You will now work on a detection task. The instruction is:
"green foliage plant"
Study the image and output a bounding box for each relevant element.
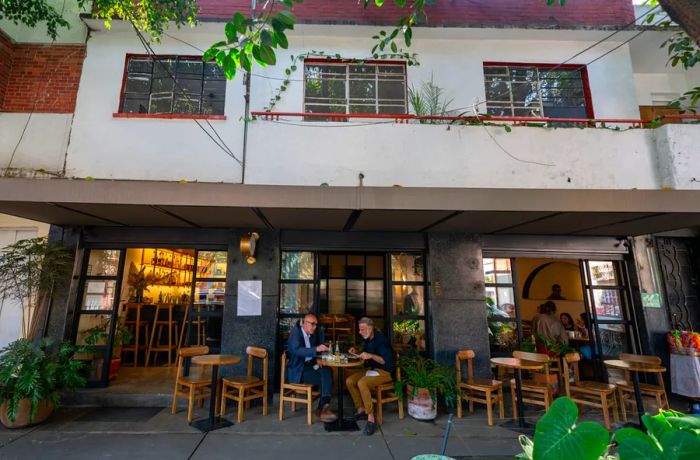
[82,318,132,359]
[0,338,85,423]
[394,352,459,407]
[408,74,456,124]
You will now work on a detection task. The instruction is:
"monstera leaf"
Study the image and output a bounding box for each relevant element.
[532,397,610,460]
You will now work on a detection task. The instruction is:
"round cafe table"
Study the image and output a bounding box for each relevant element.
[191,354,241,432]
[317,357,364,432]
[490,357,545,433]
[603,359,666,427]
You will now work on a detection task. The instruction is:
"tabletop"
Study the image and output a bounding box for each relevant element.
[490,357,546,371]
[192,354,241,367]
[317,357,364,368]
[603,359,666,373]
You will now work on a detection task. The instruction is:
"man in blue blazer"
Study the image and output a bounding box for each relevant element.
[286,313,337,422]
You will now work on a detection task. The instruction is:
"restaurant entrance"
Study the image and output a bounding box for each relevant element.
[72,247,228,387]
[484,256,638,379]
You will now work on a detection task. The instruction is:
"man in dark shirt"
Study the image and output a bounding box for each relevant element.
[346,317,394,436]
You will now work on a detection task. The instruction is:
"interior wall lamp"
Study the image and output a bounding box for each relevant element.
[240,232,260,264]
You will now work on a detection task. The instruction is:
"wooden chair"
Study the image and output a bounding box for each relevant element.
[563,352,619,429]
[511,351,553,418]
[220,346,268,423]
[278,352,319,425]
[456,350,504,426]
[615,353,669,421]
[371,361,405,426]
[171,345,210,423]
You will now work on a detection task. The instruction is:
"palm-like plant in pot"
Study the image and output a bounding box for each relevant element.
[0,338,85,428]
[394,353,459,420]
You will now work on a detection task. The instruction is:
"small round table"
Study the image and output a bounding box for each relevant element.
[603,359,666,427]
[490,357,545,433]
[191,354,241,432]
[317,357,364,432]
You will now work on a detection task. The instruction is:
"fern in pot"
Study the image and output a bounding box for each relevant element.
[394,353,459,420]
[0,338,85,428]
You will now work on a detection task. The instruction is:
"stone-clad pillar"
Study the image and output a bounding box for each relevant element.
[427,233,490,376]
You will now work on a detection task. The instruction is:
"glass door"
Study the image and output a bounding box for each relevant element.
[73,249,124,387]
[580,260,636,378]
[389,253,428,353]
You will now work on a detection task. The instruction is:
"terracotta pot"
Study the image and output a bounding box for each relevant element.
[406,384,437,420]
[0,399,54,429]
[109,357,121,380]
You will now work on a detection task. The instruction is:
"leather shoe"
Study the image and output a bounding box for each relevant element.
[316,404,337,423]
[363,421,376,436]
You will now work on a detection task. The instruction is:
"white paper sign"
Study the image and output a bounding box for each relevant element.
[237,280,262,316]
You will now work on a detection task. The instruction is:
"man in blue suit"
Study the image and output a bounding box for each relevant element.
[286,313,337,423]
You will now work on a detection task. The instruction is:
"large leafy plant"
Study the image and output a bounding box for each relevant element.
[518,396,700,460]
[0,338,85,423]
[394,353,459,407]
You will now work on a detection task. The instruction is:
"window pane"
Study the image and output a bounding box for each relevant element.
[391,254,424,281]
[122,96,149,113]
[366,280,383,316]
[201,98,225,115]
[203,79,226,96]
[87,250,121,277]
[349,104,375,113]
[177,60,203,75]
[486,286,516,318]
[393,319,425,353]
[483,257,512,284]
[125,75,151,93]
[329,255,345,278]
[378,80,405,100]
[281,252,315,280]
[194,281,225,306]
[173,97,201,114]
[204,62,225,79]
[280,283,314,314]
[589,261,618,286]
[346,255,364,278]
[347,280,364,316]
[328,279,345,314]
[176,77,202,94]
[598,323,629,359]
[488,319,518,354]
[150,77,174,93]
[75,314,112,346]
[128,58,152,74]
[152,59,176,77]
[278,317,298,342]
[366,256,384,278]
[149,94,173,114]
[81,280,117,310]
[350,80,375,99]
[590,289,623,320]
[196,251,227,278]
[392,285,424,316]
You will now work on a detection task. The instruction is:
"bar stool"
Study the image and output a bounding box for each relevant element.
[146,304,178,367]
[122,303,148,367]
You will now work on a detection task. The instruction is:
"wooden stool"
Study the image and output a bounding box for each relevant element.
[278,352,319,425]
[220,346,269,423]
[456,349,504,426]
[122,303,150,367]
[171,346,210,423]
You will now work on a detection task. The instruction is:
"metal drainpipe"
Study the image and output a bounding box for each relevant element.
[242,71,251,184]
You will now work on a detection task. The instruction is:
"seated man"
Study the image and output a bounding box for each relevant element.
[286,313,337,423]
[346,317,394,436]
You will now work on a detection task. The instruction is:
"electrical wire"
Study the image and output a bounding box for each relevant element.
[132,26,243,165]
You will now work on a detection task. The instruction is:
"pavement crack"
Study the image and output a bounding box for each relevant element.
[187,432,208,460]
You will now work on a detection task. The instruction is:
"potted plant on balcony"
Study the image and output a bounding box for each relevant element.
[394,353,459,421]
[81,317,132,380]
[0,338,85,428]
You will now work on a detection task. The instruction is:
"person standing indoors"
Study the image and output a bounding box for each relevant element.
[532,301,569,344]
[286,313,337,423]
[346,317,394,435]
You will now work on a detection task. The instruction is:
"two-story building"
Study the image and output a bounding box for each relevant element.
[0,0,698,389]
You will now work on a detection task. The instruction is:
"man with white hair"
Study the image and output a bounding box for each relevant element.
[346,317,394,436]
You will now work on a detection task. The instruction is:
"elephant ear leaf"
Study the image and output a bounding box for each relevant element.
[659,429,700,460]
[615,427,664,460]
[533,398,610,460]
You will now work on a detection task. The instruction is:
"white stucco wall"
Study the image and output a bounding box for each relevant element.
[0,113,72,173]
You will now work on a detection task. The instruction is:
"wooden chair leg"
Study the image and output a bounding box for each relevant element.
[619,390,628,422]
[611,391,620,423]
[237,387,245,423]
[486,390,494,426]
[376,390,383,426]
[291,401,296,412]
[306,389,312,425]
[171,386,178,415]
[512,390,518,420]
[263,384,268,416]
[220,384,227,417]
[279,391,285,421]
[187,386,195,423]
[398,393,404,419]
[601,393,611,430]
[468,391,474,413]
[457,395,463,418]
[498,387,505,420]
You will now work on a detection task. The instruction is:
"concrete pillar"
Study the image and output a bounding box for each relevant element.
[427,233,490,376]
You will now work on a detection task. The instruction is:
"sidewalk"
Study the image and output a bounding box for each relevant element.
[0,397,522,460]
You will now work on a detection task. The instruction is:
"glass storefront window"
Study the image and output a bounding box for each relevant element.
[590,289,623,320]
[391,254,423,282]
[366,256,384,278]
[194,281,225,306]
[282,252,315,280]
[366,280,383,316]
[483,258,512,284]
[197,251,227,278]
[589,261,617,286]
[280,283,314,314]
[87,250,120,277]
[598,323,629,358]
[81,280,117,310]
[392,285,425,316]
[393,319,426,352]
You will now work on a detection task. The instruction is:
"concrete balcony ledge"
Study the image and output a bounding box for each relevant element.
[0,113,72,175]
[245,120,700,191]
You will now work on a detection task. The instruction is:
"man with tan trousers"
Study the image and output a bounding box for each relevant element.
[346,317,394,436]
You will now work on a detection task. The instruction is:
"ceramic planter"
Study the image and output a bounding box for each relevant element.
[406,384,437,420]
[0,399,54,429]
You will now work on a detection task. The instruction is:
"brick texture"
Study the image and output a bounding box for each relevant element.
[0,32,85,113]
[198,0,635,27]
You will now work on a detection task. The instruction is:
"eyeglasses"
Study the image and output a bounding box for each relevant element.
[304,321,318,327]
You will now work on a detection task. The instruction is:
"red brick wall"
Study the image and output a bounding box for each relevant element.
[198,0,635,27]
[0,36,85,113]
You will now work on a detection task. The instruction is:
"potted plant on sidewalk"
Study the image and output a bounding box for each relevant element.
[0,338,85,428]
[394,353,459,421]
[81,317,132,380]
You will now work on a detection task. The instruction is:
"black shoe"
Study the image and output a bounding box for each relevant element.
[354,411,368,421]
[363,421,376,436]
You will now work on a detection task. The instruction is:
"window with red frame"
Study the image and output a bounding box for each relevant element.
[483,64,592,119]
[304,61,407,117]
[120,56,226,115]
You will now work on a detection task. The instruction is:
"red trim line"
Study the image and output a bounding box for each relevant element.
[304,58,407,66]
[113,113,226,120]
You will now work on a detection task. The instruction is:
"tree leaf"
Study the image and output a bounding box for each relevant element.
[276,10,296,28]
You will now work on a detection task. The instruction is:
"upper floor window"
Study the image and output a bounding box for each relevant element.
[304,60,407,116]
[483,63,592,119]
[120,55,226,115]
